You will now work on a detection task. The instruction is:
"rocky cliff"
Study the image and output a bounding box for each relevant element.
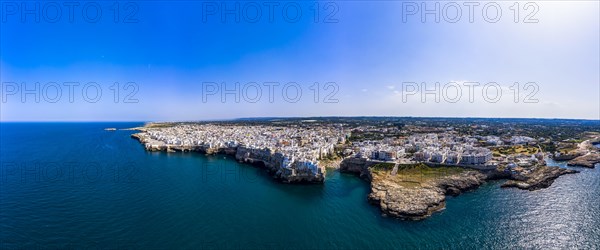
[235,146,325,183]
[567,153,600,168]
[132,133,325,183]
[501,166,579,190]
[339,157,372,177]
[340,158,579,220]
[366,163,486,220]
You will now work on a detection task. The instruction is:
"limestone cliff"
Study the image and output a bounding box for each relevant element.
[340,158,579,220]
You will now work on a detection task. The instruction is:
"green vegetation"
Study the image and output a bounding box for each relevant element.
[555,142,579,155]
[539,142,557,153]
[349,131,401,142]
[145,122,179,128]
[492,145,539,156]
[370,163,468,188]
[370,163,396,171]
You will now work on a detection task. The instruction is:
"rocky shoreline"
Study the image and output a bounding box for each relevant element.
[501,166,579,190]
[564,137,600,168]
[128,123,588,221]
[340,158,579,220]
[131,133,325,183]
[567,153,600,168]
[368,168,487,220]
[235,146,325,183]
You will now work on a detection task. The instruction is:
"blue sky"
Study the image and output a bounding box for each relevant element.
[1,1,598,121]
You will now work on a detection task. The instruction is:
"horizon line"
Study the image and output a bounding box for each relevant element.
[1,115,599,123]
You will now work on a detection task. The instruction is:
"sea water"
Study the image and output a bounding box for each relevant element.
[1,123,598,249]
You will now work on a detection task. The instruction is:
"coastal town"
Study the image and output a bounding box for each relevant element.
[132,123,348,182]
[129,117,600,219]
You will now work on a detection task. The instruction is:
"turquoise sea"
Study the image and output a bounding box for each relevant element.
[1,122,599,249]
